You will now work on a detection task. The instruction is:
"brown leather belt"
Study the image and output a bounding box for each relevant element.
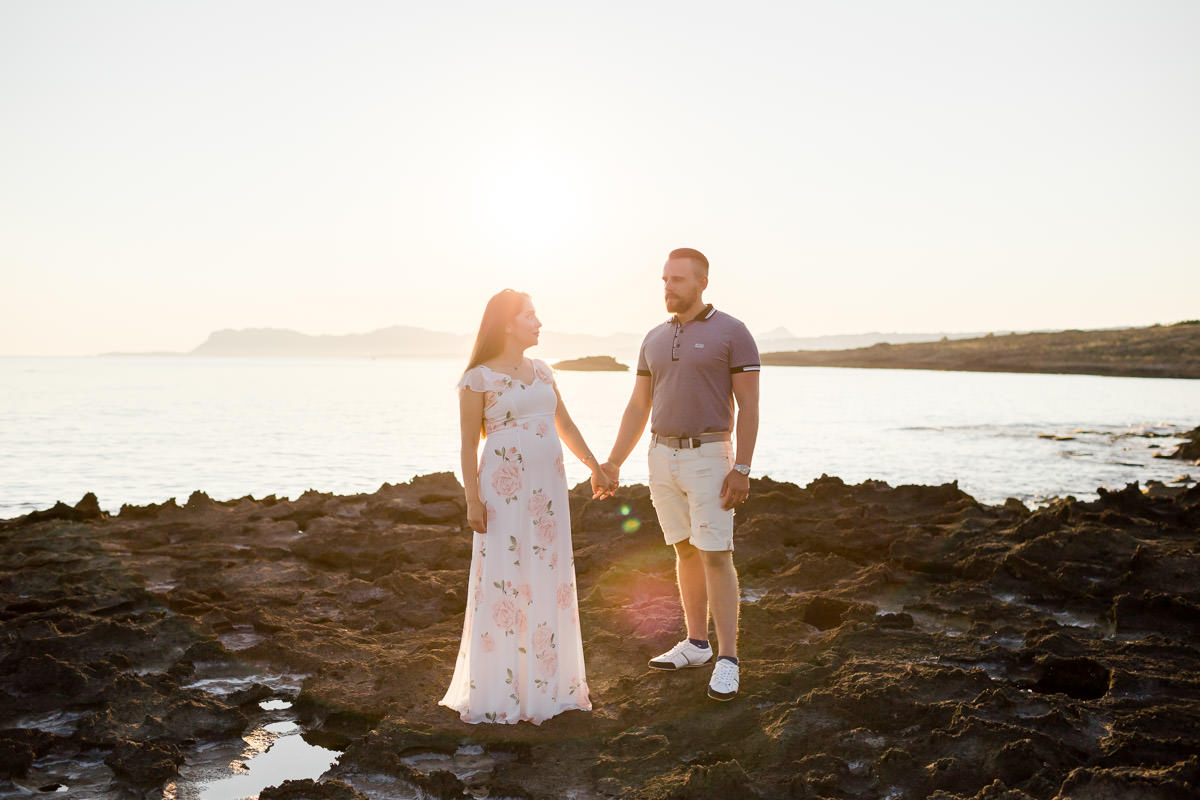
[650,431,731,449]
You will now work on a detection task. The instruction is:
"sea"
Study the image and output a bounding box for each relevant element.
[2,356,1198,519]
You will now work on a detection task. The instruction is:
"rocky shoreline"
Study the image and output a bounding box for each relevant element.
[3,474,1199,799]
[761,321,1200,380]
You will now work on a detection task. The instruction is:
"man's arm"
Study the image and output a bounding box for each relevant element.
[601,374,653,483]
[720,370,760,509]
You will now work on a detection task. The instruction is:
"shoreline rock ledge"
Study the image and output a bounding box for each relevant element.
[2,474,1200,798]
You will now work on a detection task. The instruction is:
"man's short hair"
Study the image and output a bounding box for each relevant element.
[668,247,709,278]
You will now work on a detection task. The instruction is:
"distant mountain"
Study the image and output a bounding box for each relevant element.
[190,326,473,358]
[187,326,645,360]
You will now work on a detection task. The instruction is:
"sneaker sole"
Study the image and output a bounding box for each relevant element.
[707,687,738,701]
[648,660,712,671]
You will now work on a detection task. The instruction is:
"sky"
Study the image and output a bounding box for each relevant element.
[2,1,1198,356]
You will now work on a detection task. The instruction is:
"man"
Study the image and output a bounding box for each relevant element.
[602,247,760,701]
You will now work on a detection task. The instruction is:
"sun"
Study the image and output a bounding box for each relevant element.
[475,151,580,250]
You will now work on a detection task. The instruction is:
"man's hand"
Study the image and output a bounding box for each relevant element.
[590,468,617,499]
[466,499,487,533]
[595,461,620,499]
[719,469,750,510]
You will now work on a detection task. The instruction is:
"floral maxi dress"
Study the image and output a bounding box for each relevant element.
[439,360,591,724]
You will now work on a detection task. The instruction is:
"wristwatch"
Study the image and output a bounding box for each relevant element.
[732,464,751,476]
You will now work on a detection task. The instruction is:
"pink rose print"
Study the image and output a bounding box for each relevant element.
[486,502,496,523]
[549,552,559,569]
[484,391,498,412]
[527,491,550,518]
[481,632,496,653]
[487,373,509,391]
[532,625,553,655]
[492,597,517,631]
[508,446,518,457]
[536,420,550,437]
[557,583,574,610]
[491,463,521,500]
[517,607,528,634]
[518,583,532,602]
[533,361,553,384]
[537,651,558,680]
[535,517,557,547]
[555,453,565,477]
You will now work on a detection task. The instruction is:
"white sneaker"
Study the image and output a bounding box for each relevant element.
[648,639,714,671]
[707,659,740,701]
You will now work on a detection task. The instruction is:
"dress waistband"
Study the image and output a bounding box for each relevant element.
[485,412,555,436]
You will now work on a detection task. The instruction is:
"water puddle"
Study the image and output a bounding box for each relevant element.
[167,699,340,800]
[217,625,265,652]
[993,593,1112,634]
[9,709,85,736]
[160,668,340,800]
[174,721,340,800]
[740,587,766,604]
[898,607,973,637]
[8,752,112,797]
[399,744,517,786]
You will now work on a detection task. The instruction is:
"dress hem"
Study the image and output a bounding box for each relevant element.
[438,699,592,726]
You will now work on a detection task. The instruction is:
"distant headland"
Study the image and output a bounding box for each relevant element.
[552,355,629,371]
[762,321,1200,379]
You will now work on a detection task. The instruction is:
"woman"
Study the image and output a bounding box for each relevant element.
[440,289,614,724]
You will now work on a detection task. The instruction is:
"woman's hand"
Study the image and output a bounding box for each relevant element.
[466,499,487,533]
[591,463,618,499]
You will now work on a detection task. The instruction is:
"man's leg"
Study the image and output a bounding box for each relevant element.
[646,444,715,670]
[674,541,709,641]
[701,549,739,659]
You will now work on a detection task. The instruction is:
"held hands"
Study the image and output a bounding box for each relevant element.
[591,461,620,499]
[719,469,750,510]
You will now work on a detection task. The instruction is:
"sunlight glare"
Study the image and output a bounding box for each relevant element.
[475,152,579,251]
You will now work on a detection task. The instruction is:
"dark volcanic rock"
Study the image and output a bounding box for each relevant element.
[1161,425,1200,463]
[259,778,369,800]
[104,740,183,790]
[3,471,1200,798]
[1,492,106,528]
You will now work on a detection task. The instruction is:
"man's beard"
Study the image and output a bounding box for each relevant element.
[665,292,696,313]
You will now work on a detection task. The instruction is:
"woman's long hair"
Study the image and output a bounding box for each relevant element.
[465,289,531,373]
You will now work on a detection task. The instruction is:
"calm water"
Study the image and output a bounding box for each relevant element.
[1,356,1197,518]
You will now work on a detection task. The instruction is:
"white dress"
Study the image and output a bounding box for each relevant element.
[439,359,591,724]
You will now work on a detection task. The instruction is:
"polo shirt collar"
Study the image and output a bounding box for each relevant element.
[670,303,716,325]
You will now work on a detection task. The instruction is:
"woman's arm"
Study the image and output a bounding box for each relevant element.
[552,384,615,498]
[459,387,487,532]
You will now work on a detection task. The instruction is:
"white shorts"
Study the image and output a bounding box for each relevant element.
[647,439,736,552]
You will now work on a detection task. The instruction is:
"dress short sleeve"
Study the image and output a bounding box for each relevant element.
[532,359,555,386]
[458,366,488,392]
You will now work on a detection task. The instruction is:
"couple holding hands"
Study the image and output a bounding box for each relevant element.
[440,248,760,725]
